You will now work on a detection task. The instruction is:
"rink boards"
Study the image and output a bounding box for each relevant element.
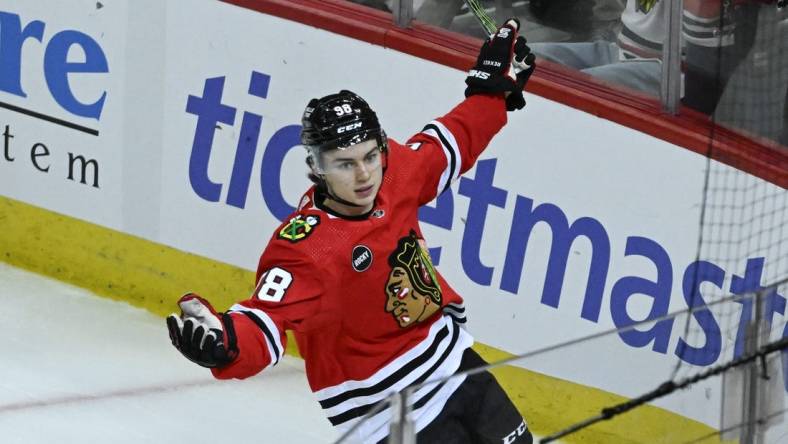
[1,0,787,442]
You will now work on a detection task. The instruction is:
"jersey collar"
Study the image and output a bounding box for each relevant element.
[313,188,376,221]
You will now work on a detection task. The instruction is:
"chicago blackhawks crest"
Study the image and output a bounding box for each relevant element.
[278,215,320,243]
[384,230,442,328]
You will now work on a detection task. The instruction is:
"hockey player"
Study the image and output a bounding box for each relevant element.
[167,18,536,444]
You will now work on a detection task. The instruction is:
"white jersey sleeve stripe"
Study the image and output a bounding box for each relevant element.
[230,304,285,366]
[421,120,462,195]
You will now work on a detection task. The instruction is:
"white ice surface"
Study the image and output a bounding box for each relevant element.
[0,263,337,444]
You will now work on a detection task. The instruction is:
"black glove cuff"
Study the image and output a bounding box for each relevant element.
[505,91,526,111]
[464,74,516,98]
[222,312,239,358]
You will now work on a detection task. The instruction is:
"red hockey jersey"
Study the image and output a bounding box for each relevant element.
[212,94,507,441]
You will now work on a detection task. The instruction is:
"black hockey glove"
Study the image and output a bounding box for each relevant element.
[464,18,536,111]
[167,293,238,368]
[505,35,536,111]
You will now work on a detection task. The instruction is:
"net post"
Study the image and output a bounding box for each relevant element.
[389,388,415,444]
[741,288,771,444]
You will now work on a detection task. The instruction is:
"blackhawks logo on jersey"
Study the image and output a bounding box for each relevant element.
[278,215,320,243]
[636,0,658,13]
[384,230,442,328]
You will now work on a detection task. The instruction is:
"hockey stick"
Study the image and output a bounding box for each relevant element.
[463,0,498,36]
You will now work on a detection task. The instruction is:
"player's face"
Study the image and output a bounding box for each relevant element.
[385,267,438,328]
[320,139,383,216]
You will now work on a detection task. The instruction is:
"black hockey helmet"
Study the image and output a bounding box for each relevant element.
[301,90,388,173]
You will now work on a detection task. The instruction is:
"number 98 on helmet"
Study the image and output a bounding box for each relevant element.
[300,90,388,175]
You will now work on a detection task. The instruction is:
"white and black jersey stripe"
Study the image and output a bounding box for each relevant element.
[229,304,285,368]
[618,24,663,59]
[339,371,467,443]
[682,10,734,48]
[316,315,473,443]
[420,121,462,196]
[442,302,467,326]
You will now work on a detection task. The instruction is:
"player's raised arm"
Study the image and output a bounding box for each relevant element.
[404,18,536,205]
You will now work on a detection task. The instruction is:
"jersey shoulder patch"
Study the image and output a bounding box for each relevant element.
[278,214,321,243]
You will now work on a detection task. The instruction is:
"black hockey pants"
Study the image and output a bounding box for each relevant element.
[415,348,533,444]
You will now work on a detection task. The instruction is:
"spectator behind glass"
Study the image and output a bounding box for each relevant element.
[682,0,753,114]
[528,0,663,96]
[414,0,623,41]
[529,0,625,41]
[346,0,785,145]
[685,1,787,145]
[417,0,465,29]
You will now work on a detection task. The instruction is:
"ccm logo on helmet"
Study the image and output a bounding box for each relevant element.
[336,122,363,134]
